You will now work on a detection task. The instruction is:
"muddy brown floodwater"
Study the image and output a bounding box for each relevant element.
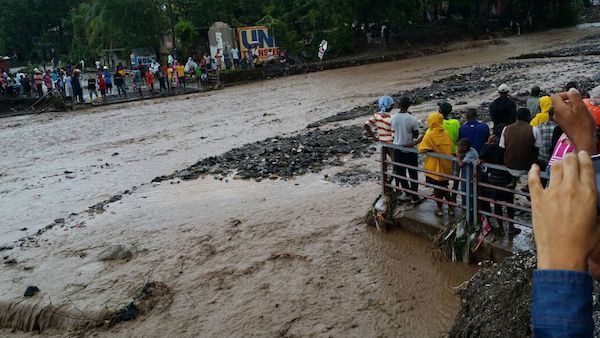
[0,26,598,337]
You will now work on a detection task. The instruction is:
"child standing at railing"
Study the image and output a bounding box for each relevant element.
[456,138,479,206]
[419,112,454,217]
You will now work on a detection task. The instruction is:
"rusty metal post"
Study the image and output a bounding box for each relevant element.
[472,164,479,226]
[465,163,473,226]
[381,145,388,195]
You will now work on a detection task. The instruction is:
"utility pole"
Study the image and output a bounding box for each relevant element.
[167,0,177,60]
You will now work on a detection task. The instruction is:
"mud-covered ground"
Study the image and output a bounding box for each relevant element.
[1,27,600,337]
[450,252,600,337]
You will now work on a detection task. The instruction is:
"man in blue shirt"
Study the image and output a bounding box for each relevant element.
[459,108,490,153]
[529,88,599,337]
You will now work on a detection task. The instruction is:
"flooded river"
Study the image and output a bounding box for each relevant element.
[0,26,598,336]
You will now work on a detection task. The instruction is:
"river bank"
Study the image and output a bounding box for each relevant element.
[1,26,600,337]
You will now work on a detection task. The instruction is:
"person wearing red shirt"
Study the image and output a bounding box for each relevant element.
[145,71,155,95]
[97,72,107,103]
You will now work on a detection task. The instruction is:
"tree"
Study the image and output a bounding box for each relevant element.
[0,0,82,62]
[175,19,197,54]
[69,0,166,61]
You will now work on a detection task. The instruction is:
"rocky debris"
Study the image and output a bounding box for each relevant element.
[307,106,374,128]
[3,256,17,265]
[108,194,122,203]
[0,245,13,251]
[89,202,106,213]
[451,251,600,336]
[512,46,600,59]
[512,34,600,59]
[307,61,568,128]
[152,126,375,182]
[23,286,40,297]
[451,252,536,337]
[106,281,173,327]
[325,165,379,186]
[580,7,600,24]
[97,245,133,261]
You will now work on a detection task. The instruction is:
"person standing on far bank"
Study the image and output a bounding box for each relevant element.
[231,46,240,69]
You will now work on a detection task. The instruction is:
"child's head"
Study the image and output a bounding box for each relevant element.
[458,137,471,154]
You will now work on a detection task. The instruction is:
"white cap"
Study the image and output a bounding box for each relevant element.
[498,84,510,93]
[103,66,108,70]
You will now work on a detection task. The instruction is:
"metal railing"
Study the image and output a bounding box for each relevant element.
[381,143,534,228]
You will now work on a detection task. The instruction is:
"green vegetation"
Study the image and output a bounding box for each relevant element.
[0,0,586,63]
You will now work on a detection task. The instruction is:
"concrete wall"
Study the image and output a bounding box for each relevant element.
[208,22,235,69]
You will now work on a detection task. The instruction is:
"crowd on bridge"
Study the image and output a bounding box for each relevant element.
[367,80,600,336]
[365,82,600,237]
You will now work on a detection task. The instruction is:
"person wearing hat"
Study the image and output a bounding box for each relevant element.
[437,101,460,152]
[489,84,517,135]
[365,96,397,185]
[364,96,395,145]
[432,100,461,202]
[419,112,454,217]
[530,96,553,127]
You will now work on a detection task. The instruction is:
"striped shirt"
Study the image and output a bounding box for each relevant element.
[365,113,393,143]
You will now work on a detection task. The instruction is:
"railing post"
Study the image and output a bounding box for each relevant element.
[381,144,388,195]
[465,163,473,226]
[472,164,479,227]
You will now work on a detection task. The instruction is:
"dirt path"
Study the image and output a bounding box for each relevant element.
[0,26,599,337]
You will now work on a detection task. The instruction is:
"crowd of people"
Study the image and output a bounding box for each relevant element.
[367,83,600,335]
[365,82,600,237]
[2,57,208,102]
[0,46,291,104]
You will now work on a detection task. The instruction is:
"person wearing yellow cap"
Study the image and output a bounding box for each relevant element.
[530,96,552,127]
[419,112,454,217]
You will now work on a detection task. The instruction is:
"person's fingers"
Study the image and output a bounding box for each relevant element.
[549,160,564,189]
[566,88,583,103]
[551,92,573,125]
[528,164,543,198]
[553,91,570,102]
[562,153,580,184]
[578,151,596,187]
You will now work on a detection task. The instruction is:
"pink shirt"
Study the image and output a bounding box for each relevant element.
[547,133,575,168]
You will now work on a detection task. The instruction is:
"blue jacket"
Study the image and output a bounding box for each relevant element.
[532,270,594,337]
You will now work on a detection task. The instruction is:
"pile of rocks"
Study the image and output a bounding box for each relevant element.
[153,126,375,182]
[450,252,536,337]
